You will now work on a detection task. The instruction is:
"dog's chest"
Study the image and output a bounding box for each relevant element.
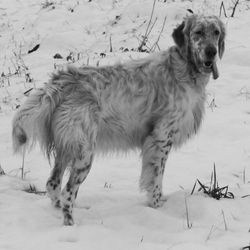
[170,86,205,147]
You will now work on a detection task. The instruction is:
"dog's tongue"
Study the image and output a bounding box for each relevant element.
[212,61,219,80]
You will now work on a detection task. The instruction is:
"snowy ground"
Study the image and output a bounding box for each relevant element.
[1,0,250,249]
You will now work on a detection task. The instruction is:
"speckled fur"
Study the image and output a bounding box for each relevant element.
[12,15,225,225]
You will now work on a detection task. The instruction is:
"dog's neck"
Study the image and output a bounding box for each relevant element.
[172,46,210,86]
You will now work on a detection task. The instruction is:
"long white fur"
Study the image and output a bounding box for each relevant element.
[12,15,225,225]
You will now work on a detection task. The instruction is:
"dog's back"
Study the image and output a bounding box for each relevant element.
[13,47,207,157]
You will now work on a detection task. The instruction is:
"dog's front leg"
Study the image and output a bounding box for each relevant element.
[140,128,173,208]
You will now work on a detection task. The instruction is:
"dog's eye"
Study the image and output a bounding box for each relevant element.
[195,30,203,36]
[214,30,220,36]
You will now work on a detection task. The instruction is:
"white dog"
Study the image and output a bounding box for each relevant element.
[12,15,225,225]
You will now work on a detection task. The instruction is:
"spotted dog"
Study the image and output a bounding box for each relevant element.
[12,15,225,225]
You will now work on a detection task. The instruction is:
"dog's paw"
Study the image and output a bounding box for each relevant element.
[148,195,167,208]
[63,214,74,226]
[53,199,61,209]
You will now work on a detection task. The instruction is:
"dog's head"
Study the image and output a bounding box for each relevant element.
[172,15,225,79]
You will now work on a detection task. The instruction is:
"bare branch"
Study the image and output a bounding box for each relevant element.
[138,0,157,52]
[219,1,227,17]
[231,0,240,17]
[150,16,167,52]
[144,0,157,38]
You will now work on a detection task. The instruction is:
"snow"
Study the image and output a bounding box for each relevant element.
[1,0,250,249]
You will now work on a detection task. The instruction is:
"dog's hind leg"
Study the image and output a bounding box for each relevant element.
[46,155,68,208]
[140,127,173,208]
[61,152,93,226]
[50,92,99,225]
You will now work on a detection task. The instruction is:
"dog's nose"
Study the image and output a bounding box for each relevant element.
[205,45,217,59]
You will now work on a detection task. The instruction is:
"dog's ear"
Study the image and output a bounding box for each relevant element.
[172,21,185,48]
[172,16,194,49]
[218,19,226,59]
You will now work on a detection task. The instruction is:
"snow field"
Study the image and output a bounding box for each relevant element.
[1,0,250,249]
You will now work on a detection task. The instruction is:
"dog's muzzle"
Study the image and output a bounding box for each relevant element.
[203,45,219,80]
[203,60,219,80]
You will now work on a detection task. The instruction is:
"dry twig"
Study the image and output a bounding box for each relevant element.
[219,1,227,17]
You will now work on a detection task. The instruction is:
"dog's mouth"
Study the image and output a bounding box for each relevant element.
[202,61,219,80]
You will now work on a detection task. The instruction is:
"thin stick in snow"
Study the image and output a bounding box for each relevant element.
[138,0,157,52]
[109,35,113,53]
[243,168,246,184]
[219,1,227,17]
[185,197,192,229]
[206,225,215,241]
[150,16,167,52]
[231,0,240,17]
[0,164,5,175]
[21,148,26,179]
[221,209,228,231]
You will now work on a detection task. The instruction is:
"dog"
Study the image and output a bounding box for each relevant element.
[12,15,225,225]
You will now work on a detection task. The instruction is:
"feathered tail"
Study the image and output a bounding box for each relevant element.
[12,84,61,157]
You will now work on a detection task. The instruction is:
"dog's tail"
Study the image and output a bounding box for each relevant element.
[12,83,61,157]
